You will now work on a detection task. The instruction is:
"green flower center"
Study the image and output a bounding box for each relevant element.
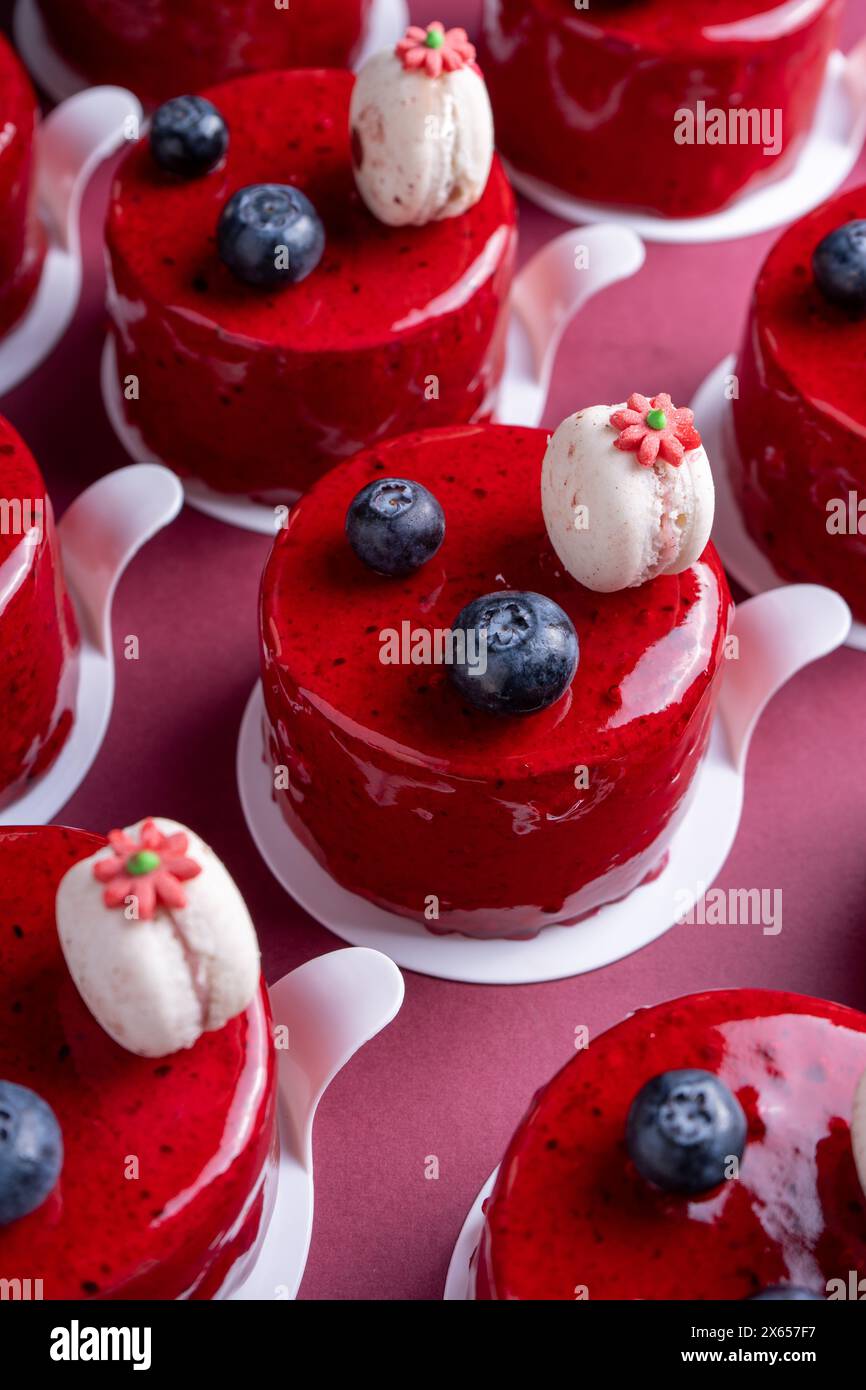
[126,850,161,876]
[646,408,667,431]
[425,29,445,48]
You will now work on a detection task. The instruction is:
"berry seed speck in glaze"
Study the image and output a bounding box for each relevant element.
[626,1069,748,1196]
[149,96,229,178]
[346,477,445,576]
[812,220,866,313]
[217,183,325,287]
[449,590,579,716]
[0,1080,63,1225]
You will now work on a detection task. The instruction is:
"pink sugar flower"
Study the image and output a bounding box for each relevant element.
[396,21,476,78]
[610,392,703,467]
[93,819,202,919]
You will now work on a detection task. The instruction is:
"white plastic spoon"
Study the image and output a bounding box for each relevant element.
[718,585,851,774]
[499,223,645,428]
[230,947,405,1301]
[0,464,183,826]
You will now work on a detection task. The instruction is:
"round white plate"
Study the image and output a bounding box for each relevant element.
[0,465,183,827]
[236,581,849,985]
[693,355,866,653]
[14,0,410,104]
[505,46,866,244]
[443,1168,497,1300]
[101,223,645,534]
[0,85,142,396]
[228,948,404,1301]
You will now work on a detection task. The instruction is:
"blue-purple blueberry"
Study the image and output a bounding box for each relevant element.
[812,219,866,312]
[218,184,325,287]
[346,477,445,576]
[626,1069,747,1195]
[448,590,578,716]
[0,1080,63,1225]
[150,95,228,178]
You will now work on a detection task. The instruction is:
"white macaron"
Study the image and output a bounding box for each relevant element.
[350,22,493,227]
[56,818,261,1059]
[541,394,715,593]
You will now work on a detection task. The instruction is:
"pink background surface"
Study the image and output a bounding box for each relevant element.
[3,0,866,1299]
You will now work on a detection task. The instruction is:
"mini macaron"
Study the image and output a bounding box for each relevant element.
[541,394,715,593]
[350,21,493,227]
[56,818,260,1059]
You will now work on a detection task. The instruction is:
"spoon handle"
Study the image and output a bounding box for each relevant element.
[719,585,851,774]
[269,948,404,1170]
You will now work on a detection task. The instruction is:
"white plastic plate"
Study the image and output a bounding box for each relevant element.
[14,0,410,103]
[693,355,866,653]
[0,464,183,826]
[504,44,866,244]
[236,585,850,985]
[228,947,404,1301]
[443,1168,497,1300]
[0,84,142,396]
[101,224,645,534]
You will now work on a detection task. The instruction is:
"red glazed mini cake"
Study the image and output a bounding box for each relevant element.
[474,989,866,1300]
[0,415,79,810]
[105,49,515,500]
[731,186,866,622]
[0,820,277,1299]
[260,407,730,939]
[33,0,373,105]
[0,33,45,336]
[479,0,842,218]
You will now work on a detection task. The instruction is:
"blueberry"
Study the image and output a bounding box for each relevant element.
[217,184,325,288]
[150,95,228,178]
[626,1069,747,1195]
[448,590,578,716]
[0,1080,63,1225]
[812,219,866,313]
[345,477,445,576]
[750,1287,823,1301]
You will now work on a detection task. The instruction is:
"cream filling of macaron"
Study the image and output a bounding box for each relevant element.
[649,458,694,582]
